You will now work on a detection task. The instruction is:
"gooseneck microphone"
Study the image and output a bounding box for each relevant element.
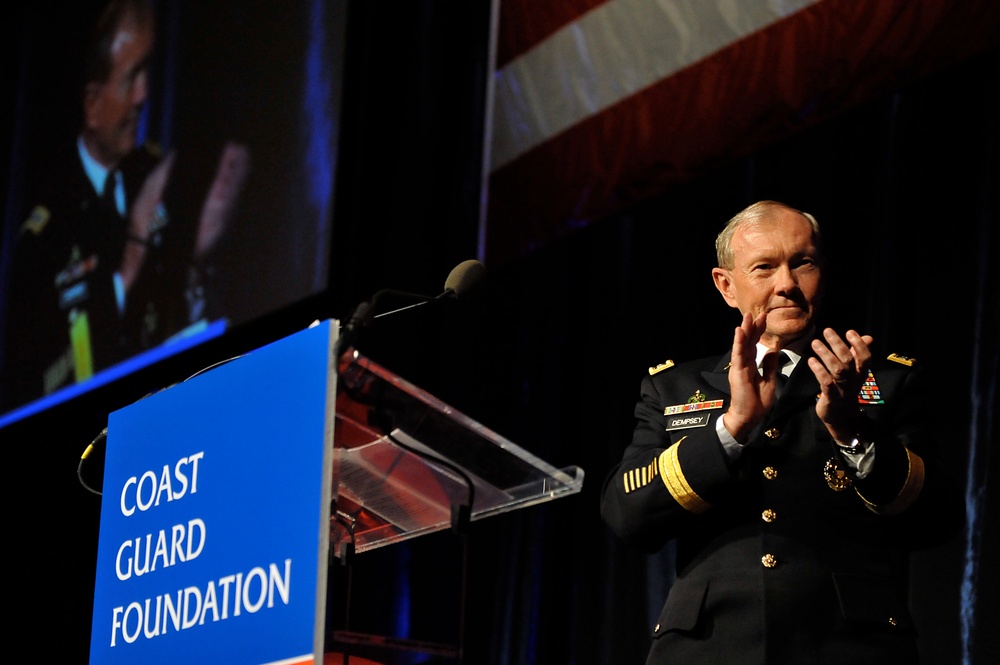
[374,258,485,319]
[442,258,487,299]
[334,259,486,534]
[337,259,485,355]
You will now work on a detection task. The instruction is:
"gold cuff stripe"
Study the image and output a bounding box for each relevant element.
[623,460,659,494]
[658,438,710,514]
[859,448,926,515]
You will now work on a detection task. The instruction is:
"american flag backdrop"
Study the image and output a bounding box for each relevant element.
[484,0,999,264]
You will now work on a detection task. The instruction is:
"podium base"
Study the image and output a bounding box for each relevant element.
[328,630,460,664]
[323,653,384,665]
[323,651,385,665]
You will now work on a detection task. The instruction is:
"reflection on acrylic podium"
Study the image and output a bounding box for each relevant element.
[328,348,584,663]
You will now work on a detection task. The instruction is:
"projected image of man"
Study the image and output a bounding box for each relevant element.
[2,0,249,410]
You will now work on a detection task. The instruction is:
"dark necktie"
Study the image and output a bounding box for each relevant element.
[102,169,120,216]
[776,351,792,398]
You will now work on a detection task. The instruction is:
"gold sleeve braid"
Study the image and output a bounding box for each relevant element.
[658,437,711,514]
[622,457,660,494]
[858,447,926,515]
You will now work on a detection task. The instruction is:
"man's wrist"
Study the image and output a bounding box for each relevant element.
[836,436,869,455]
[721,411,750,445]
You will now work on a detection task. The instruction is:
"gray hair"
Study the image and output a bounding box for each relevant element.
[715,200,821,269]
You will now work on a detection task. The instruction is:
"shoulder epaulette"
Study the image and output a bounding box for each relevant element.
[648,359,675,375]
[887,353,916,367]
[20,206,51,236]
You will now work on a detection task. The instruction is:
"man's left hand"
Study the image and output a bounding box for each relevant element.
[807,328,874,444]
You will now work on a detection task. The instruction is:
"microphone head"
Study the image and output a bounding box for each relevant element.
[443,259,485,298]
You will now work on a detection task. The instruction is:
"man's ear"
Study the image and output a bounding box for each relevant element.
[711,267,739,308]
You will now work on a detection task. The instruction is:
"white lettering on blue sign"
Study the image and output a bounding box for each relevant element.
[120,452,205,517]
[110,559,293,647]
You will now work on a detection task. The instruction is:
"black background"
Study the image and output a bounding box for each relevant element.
[2,2,997,664]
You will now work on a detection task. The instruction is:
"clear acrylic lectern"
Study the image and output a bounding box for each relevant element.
[331,348,584,556]
[328,346,584,663]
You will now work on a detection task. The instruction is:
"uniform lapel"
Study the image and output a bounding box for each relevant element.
[701,352,733,395]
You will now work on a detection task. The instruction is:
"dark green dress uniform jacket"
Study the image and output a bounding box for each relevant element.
[600,347,963,665]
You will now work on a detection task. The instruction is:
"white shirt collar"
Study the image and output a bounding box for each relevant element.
[78,135,125,214]
[78,135,109,196]
[755,330,814,376]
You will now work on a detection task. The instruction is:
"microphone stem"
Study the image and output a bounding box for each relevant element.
[372,300,427,319]
[372,291,452,320]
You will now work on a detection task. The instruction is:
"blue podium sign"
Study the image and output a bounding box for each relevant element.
[90,321,338,665]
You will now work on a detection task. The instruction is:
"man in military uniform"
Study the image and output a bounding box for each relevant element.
[3,0,172,408]
[601,201,963,664]
[3,0,248,410]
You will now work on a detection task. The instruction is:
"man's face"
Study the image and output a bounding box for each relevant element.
[83,14,154,168]
[712,208,824,348]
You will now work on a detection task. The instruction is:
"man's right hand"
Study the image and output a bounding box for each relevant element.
[722,311,782,443]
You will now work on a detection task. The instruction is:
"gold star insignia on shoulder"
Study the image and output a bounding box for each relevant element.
[648,359,675,375]
[20,206,51,236]
[887,353,916,367]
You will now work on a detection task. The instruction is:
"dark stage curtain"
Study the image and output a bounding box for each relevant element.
[405,47,997,665]
[2,4,994,659]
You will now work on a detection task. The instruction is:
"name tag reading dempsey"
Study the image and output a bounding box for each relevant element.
[664,398,724,431]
